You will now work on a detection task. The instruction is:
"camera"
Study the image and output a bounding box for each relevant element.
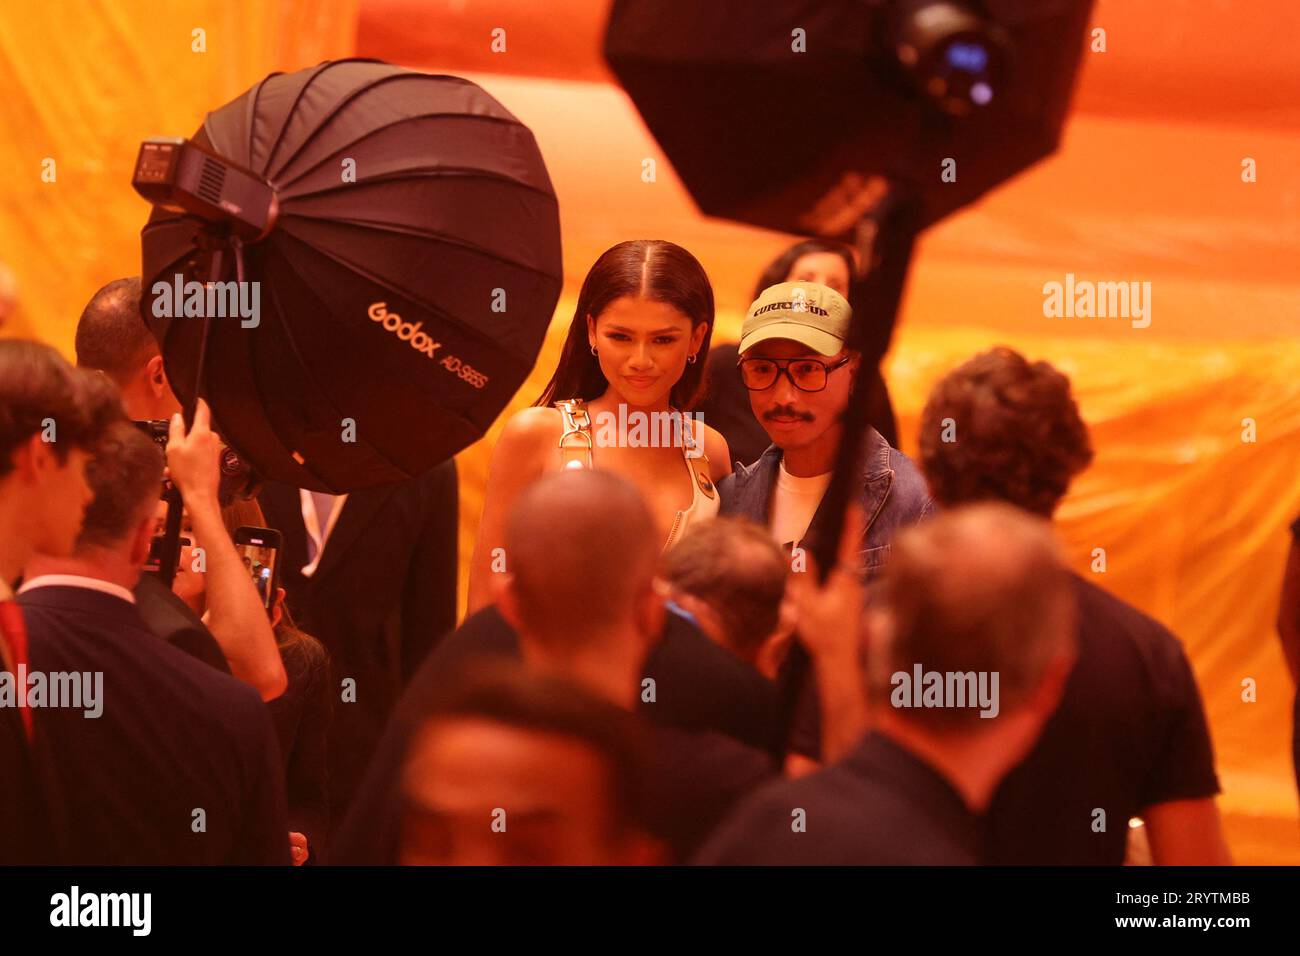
[132,419,261,507]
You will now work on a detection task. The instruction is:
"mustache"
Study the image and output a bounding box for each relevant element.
[764,405,813,422]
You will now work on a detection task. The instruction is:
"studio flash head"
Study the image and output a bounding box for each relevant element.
[132,137,278,241]
[889,0,1011,116]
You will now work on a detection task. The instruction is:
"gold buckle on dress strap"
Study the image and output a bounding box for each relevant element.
[556,399,594,470]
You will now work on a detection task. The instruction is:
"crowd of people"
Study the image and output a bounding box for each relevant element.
[1,235,1288,865]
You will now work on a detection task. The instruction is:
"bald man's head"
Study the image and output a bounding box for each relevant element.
[871,502,1077,728]
[503,469,661,650]
[75,277,151,385]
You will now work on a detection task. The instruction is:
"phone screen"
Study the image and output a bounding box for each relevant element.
[234,531,280,609]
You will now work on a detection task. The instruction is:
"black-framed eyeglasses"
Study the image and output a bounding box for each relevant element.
[738,355,852,392]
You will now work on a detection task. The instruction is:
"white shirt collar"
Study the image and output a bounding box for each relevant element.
[299,489,348,578]
[777,459,833,490]
[18,574,137,605]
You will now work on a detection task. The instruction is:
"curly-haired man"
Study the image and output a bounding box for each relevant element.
[918,346,1229,866]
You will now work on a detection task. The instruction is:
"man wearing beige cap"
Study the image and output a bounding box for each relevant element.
[718,281,931,576]
[718,282,933,765]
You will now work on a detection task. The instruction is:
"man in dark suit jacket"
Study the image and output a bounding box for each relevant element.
[17,421,288,864]
[19,584,289,864]
[259,459,458,833]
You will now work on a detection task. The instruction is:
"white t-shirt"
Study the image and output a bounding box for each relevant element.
[770,460,832,549]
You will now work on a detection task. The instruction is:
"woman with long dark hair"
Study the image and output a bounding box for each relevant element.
[751,237,855,302]
[220,498,331,865]
[467,239,731,614]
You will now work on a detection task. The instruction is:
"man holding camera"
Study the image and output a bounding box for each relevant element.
[17,410,289,864]
[78,275,459,836]
[75,277,285,699]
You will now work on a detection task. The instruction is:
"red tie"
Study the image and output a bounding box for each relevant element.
[0,599,33,743]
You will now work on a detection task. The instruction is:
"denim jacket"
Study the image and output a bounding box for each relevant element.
[717,427,934,576]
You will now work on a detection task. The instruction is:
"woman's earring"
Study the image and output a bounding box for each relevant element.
[687,353,698,365]
[590,345,598,357]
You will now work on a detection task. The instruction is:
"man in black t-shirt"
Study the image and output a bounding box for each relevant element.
[989,574,1220,864]
[917,347,1228,865]
[696,504,1077,865]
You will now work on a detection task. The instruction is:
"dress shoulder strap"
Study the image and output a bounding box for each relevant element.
[676,410,717,501]
[554,398,593,470]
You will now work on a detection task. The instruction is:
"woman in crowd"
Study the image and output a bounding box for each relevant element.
[218,498,332,864]
[467,239,732,614]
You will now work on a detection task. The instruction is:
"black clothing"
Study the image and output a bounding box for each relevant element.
[258,460,459,831]
[1292,517,1300,797]
[695,731,979,865]
[1293,691,1300,804]
[16,585,288,864]
[330,605,780,864]
[133,571,231,673]
[430,603,782,755]
[268,634,332,858]
[645,724,775,860]
[985,575,1221,865]
[0,690,48,864]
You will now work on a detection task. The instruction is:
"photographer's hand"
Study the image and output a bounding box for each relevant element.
[168,400,287,701]
[165,399,222,507]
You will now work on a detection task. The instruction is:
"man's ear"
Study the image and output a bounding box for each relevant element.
[146,353,168,397]
[128,510,155,569]
[15,432,48,483]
